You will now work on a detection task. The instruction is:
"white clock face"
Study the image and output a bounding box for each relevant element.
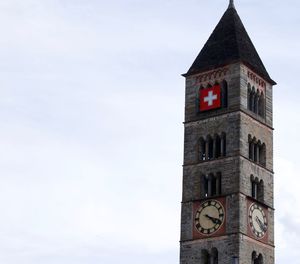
[249,203,268,239]
[195,200,225,235]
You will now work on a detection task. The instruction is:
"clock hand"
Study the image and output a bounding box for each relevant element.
[205,214,222,225]
[255,216,266,232]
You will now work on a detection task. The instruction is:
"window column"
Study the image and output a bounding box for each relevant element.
[213,136,217,159]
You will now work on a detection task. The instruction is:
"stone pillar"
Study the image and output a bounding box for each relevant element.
[206,139,209,160]
[213,136,217,159]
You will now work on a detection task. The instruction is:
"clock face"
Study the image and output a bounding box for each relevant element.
[195,200,225,235]
[249,203,268,239]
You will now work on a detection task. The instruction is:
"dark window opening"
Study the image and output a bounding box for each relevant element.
[247,84,265,118]
[248,135,266,167]
[201,173,221,198]
[251,175,264,203]
[198,133,227,162]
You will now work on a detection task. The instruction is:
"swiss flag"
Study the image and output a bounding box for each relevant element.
[200,85,221,111]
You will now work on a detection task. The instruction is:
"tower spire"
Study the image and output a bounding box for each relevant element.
[229,0,235,8]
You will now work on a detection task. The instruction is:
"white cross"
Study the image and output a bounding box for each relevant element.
[204,91,218,106]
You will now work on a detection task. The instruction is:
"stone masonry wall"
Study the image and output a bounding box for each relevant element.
[180,63,275,263]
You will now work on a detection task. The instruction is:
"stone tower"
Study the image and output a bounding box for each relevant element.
[180,2,276,264]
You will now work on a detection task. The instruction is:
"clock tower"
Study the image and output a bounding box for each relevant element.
[180,1,276,264]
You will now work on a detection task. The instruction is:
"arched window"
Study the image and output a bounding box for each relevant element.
[208,173,214,197]
[248,135,253,160]
[221,132,226,156]
[201,174,209,198]
[198,137,206,161]
[201,249,210,264]
[221,80,228,108]
[258,180,264,202]
[207,136,214,160]
[252,251,257,264]
[211,174,217,196]
[247,84,265,118]
[211,248,218,264]
[260,143,266,166]
[201,173,222,198]
[256,140,262,163]
[257,254,263,264]
[251,176,264,202]
[198,133,227,162]
[252,251,263,264]
[214,134,221,158]
[251,175,257,199]
[248,135,266,167]
[253,137,258,162]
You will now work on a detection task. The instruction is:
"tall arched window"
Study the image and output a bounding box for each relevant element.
[256,140,262,162]
[257,254,263,264]
[251,175,258,199]
[214,134,221,158]
[198,133,227,162]
[201,249,210,264]
[252,251,263,264]
[251,176,264,202]
[221,132,226,156]
[201,173,221,198]
[207,136,214,160]
[260,143,266,166]
[201,174,209,198]
[211,174,217,196]
[247,83,265,118]
[258,180,264,202]
[253,137,258,162]
[248,135,266,167]
[208,173,214,196]
[252,251,257,264]
[249,135,254,160]
[198,137,206,161]
[211,248,218,264]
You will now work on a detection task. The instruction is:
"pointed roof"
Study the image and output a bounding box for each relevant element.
[184,4,276,84]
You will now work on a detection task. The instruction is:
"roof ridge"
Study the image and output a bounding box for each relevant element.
[231,8,241,59]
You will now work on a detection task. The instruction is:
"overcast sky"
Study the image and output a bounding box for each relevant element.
[0,0,299,263]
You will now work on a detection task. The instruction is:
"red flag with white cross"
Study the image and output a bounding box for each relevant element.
[200,85,221,111]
